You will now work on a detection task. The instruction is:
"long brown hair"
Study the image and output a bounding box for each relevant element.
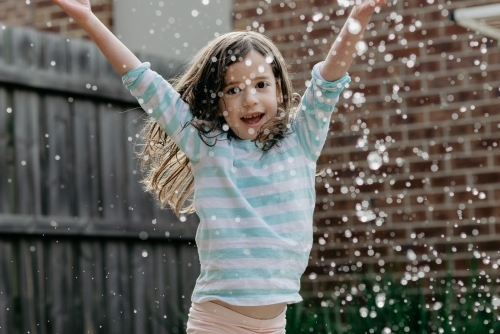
[138,31,300,216]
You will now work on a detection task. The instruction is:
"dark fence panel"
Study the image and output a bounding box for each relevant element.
[0,235,196,334]
[0,24,197,334]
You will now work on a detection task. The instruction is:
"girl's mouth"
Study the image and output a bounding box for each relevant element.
[241,113,264,125]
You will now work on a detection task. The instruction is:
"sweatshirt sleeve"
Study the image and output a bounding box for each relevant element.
[293,61,351,161]
[122,63,202,162]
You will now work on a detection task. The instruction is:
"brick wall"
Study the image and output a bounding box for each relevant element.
[233,0,500,297]
[0,0,113,38]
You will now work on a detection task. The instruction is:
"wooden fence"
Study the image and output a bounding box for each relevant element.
[0,24,199,334]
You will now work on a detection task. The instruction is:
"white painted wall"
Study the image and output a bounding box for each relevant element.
[114,0,233,61]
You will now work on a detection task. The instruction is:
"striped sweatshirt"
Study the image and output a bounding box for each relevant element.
[122,62,350,306]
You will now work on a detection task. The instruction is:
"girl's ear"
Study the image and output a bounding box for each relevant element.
[276,79,283,104]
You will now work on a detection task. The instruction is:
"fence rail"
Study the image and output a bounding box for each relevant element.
[0,24,199,334]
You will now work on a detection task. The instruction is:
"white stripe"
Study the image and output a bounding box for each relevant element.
[196,175,312,198]
[199,278,299,291]
[195,197,313,213]
[199,258,306,270]
[196,236,311,251]
[192,293,302,306]
[131,70,155,95]
[195,217,309,231]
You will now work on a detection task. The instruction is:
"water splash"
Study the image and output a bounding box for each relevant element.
[367,151,382,170]
[347,18,362,35]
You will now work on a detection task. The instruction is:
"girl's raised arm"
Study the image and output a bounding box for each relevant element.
[52,0,142,75]
[320,0,386,81]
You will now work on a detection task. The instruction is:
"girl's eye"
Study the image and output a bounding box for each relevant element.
[256,82,268,89]
[227,87,240,95]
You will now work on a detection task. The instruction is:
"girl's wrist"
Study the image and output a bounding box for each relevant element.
[74,10,96,30]
[349,6,374,23]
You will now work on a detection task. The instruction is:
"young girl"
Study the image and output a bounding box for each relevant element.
[53,0,386,332]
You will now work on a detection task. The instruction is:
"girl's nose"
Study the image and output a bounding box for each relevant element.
[243,88,258,107]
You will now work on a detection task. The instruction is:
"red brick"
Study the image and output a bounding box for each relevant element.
[451,156,487,169]
[393,210,427,224]
[431,175,467,187]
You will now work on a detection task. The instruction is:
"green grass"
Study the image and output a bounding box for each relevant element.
[286,262,499,333]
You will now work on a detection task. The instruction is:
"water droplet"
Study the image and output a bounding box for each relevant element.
[355,41,367,55]
[142,251,148,257]
[347,18,362,35]
[312,12,323,21]
[248,128,255,135]
[367,151,382,170]
[406,249,417,261]
[433,302,442,310]
[359,307,368,318]
[376,293,386,308]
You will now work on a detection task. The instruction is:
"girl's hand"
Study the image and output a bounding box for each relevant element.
[51,0,92,23]
[351,0,387,21]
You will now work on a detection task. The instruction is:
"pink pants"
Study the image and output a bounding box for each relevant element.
[186,302,287,334]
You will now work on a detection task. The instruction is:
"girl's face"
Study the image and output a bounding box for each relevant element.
[218,50,283,140]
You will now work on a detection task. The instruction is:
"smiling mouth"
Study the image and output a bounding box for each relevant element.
[241,113,264,125]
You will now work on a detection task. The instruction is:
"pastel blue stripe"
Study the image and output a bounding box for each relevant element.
[236,165,312,189]
[246,189,313,208]
[196,227,308,241]
[123,65,149,91]
[194,163,311,183]
[193,288,298,298]
[197,207,257,220]
[199,268,301,280]
[141,75,165,105]
[261,209,312,225]
[198,248,309,261]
